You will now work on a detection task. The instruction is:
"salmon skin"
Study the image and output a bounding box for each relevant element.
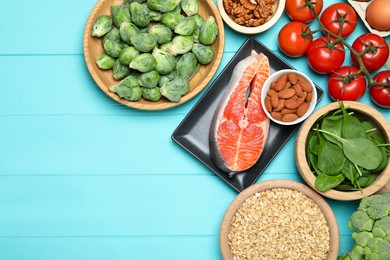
[210,51,270,174]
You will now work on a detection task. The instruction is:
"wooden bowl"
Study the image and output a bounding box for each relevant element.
[217,0,285,34]
[295,101,390,200]
[220,180,339,260]
[83,0,225,110]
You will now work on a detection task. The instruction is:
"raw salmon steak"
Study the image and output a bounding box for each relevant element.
[210,51,270,173]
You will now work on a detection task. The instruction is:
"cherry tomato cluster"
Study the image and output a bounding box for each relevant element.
[278,0,390,108]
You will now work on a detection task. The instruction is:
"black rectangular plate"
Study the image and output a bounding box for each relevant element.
[171,38,324,193]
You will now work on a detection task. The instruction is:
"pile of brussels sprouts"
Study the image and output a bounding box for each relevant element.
[91,0,218,103]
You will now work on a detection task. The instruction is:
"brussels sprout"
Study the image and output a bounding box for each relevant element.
[130,2,151,28]
[160,77,190,102]
[166,35,194,56]
[92,15,112,37]
[104,39,124,58]
[139,24,151,33]
[149,11,162,21]
[96,53,116,70]
[158,70,176,87]
[199,16,218,45]
[192,43,214,65]
[149,24,172,44]
[110,84,142,101]
[176,52,200,79]
[161,11,184,29]
[103,27,121,43]
[111,5,131,28]
[130,53,156,72]
[139,70,160,88]
[192,13,205,27]
[119,46,140,65]
[130,33,157,53]
[181,0,198,16]
[152,48,177,74]
[119,22,140,44]
[142,87,162,101]
[113,59,131,80]
[120,75,140,88]
[110,75,142,101]
[174,17,196,36]
[192,14,205,42]
[159,42,170,52]
[147,0,180,13]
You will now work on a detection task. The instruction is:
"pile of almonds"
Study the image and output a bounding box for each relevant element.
[264,72,313,122]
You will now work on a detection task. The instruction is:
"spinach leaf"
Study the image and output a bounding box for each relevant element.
[341,138,383,170]
[315,173,345,192]
[342,159,359,183]
[317,140,345,175]
[356,173,377,188]
[317,129,383,170]
[321,114,343,146]
[335,184,359,191]
[307,132,319,156]
[342,111,366,139]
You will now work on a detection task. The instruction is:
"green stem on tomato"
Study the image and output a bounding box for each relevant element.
[305,0,376,87]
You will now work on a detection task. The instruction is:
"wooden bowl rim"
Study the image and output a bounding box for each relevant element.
[295,101,390,201]
[217,0,286,34]
[220,179,339,260]
[83,0,225,111]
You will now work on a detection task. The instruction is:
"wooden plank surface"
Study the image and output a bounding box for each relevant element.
[0,0,389,259]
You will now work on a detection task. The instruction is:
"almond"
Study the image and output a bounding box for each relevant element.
[298,76,312,92]
[264,96,272,112]
[278,89,295,99]
[267,89,277,97]
[288,72,298,84]
[282,113,299,122]
[297,102,310,117]
[270,81,276,90]
[274,99,285,112]
[270,93,279,108]
[285,93,306,109]
[271,111,282,121]
[274,74,288,91]
[281,108,297,115]
[293,83,304,97]
[306,92,313,102]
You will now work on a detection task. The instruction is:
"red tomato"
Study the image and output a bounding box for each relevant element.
[307,36,345,74]
[328,66,366,101]
[351,33,389,72]
[285,0,323,23]
[278,22,313,58]
[369,70,390,108]
[320,3,357,38]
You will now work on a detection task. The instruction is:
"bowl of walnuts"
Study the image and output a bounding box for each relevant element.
[217,0,286,34]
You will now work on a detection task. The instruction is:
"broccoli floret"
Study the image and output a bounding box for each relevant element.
[349,211,374,232]
[352,231,374,247]
[339,194,390,259]
[364,237,390,260]
[372,216,390,239]
[358,194,390,220]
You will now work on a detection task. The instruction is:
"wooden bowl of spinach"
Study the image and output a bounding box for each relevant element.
[295,101,390,200]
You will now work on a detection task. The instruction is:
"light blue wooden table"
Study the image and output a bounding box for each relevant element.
[0,0,389,259]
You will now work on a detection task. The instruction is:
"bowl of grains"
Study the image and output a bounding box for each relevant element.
[220,180,339,259]
[217,0,286,34]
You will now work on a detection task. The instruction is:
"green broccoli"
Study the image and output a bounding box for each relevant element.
[338,194,390,260]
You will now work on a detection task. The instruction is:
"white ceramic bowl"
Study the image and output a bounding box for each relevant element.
[261,69,317,125]
[217,0,286,34]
